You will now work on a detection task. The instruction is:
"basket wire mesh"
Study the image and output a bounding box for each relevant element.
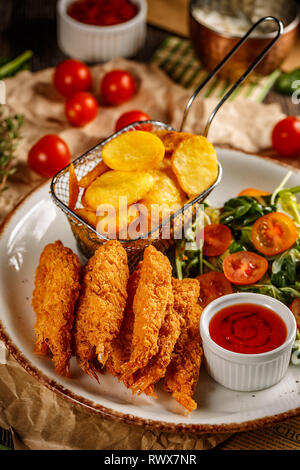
[51,16,282,267]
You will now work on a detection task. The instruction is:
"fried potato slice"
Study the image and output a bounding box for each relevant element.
[78,161,109,188]
[84,170,156,210]
[140,170,187,221]
[153,131,194,157]
[68,163,79,211]
[102,131,165,171]
[171,136,218,197]
[74,208,97,228]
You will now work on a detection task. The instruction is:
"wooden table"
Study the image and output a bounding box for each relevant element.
[0,0,299,450]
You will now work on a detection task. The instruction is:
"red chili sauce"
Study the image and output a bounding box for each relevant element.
[67,0,138,26]
[209,303,287,354]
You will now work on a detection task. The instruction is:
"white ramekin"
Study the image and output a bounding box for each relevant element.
[57,0,147,62]
[200,293,297,392]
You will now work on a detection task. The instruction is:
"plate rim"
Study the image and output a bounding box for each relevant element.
[0,150,300,434]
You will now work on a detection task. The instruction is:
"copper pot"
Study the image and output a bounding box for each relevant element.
[189,0,300,81]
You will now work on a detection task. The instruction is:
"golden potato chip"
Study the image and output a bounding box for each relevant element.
[84,170,156,210]
[74,208,97,228]
[140,170,187,228]
[153,130,194,157]
[102,130,165,171]
[78,161,109,188]
[172,136,218,197]
[68,163,79,211]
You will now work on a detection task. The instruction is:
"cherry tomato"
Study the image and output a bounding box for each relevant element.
[28,134,71,178]
[203,223,232,257]
[238,188,271,197]
[53,59,92,97]
[115,110,151,132]
[223,251,268,285]
[290,298,300,329]
[251,212,298,257]
[65,91,98,127]
[272,116,300,158]
[196,272,233,308]
[100,70,136,106]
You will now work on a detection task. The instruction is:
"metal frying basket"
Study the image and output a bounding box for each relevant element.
[51,16,283,267]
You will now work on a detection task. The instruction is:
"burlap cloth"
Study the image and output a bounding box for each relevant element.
[0,59,291,450]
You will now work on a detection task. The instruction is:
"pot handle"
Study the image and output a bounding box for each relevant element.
[179,16,283,136]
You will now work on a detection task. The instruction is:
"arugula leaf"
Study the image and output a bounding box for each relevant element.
[220,196,274,230]
[238,282,300,305]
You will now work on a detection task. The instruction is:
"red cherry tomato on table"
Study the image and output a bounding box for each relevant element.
[65,91,98,127]
[196,272,233,308]
[53,59,92,97]
[223,251,268,285]
[28,134,71,178]
[101,70,136,106]
[251,212,298,257]
[115,110,151,132]
[272,116,300,158]
[203,223,232,257]
[290,298,300,329]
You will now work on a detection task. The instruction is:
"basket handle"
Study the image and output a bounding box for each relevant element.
[179,16,284,136]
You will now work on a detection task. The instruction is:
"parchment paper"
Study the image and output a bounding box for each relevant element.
[0,58,290,450]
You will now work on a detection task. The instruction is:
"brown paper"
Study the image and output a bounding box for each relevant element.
[0,354,230,450]
[0,58,294,450]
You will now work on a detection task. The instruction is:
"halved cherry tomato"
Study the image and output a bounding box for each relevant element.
[28,134,71,178]
[65,91,98,127]
[100,70,136,106]
[272,116,300,158]
[196,272,233,308]
[115,110,152,132]
[223,251,268,285]
[238,188,271,197]
[251,212,298,256]
[203,223,232,257]
[53,59,92,97]
[290,298,300,329]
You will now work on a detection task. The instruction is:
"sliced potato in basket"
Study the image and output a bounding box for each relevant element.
[153,130,194,157]
[84,170,156,210]
[141,170,187,210]
[102,130,165,171]
[78,161,109,188]
[68,163,79,211]
[171,136,218,197]
[74,208,97,228]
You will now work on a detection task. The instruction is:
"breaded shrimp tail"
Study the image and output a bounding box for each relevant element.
[106,265,141,379]
[74,240,129,378]
[121,245,173,382]
[163,279,203,413]
[33,241,81,377]
[129,289,181,396]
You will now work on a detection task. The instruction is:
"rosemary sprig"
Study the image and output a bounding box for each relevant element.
[0,108,24,192]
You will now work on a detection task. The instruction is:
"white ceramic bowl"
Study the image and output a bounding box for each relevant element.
[200,293,297,392]
[57,0,147,62]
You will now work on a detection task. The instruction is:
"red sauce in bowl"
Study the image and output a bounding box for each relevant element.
[67,0,138,26]
[209,303,287,354]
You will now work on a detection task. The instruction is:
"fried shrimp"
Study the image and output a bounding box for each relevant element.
[106,265,141,379]
[33,241,81,377]
[121,245,173,382]
[74,240,129,379]
[163,278,203,412]
[129,289,181,396]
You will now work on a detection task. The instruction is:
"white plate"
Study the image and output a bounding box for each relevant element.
[0,148,300,433]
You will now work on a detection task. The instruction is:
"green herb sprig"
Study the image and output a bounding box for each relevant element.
[0,108,24,192]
